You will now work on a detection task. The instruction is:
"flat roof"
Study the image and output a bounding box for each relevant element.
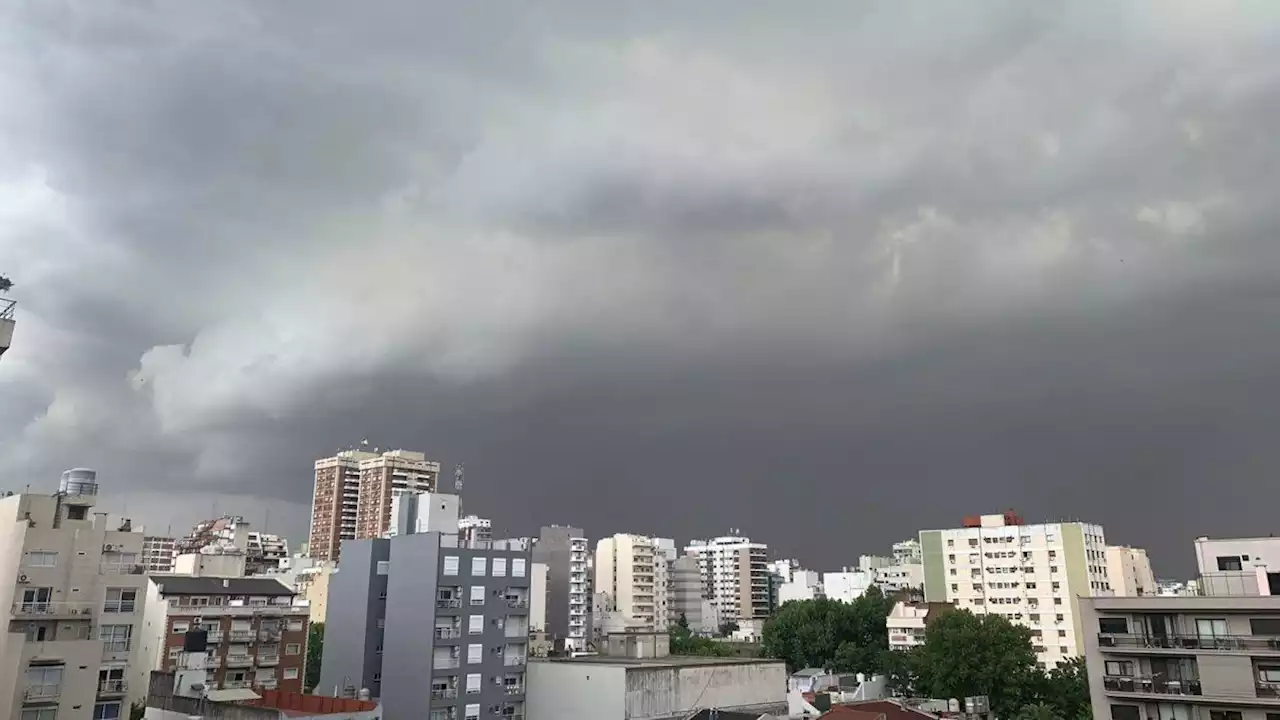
[1084,595,1280,611]
[152,576,295,596]
[534,655,783,669]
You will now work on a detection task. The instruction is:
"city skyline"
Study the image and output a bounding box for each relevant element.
[4,2,1280,578]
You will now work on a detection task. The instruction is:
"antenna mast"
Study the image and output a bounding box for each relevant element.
[454,463,465,516]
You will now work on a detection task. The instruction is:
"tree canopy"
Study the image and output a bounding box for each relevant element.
[761,586,895,673]
[305,622,324,692]
[670,618,735,657]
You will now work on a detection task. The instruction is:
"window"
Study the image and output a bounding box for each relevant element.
[950,569,957,576]
[1210,712,1242,720]
[26,665,63,697]
[1218,556,1244,572]
[469,614,484,634]
[26,551,57,567]
[1253,619,1280,635]
[1059,645,1068,654]
[283,667,300,680]
[377,618,385,629]
[1099,617,1129,634]
[1026,582,1037,589]
[493,558,507,577]
[512,559,526,577]
[376,560,390,576]
[172,621,190,634]
[947,539,954,547]
[1197,618,1228,638]
[287,619,304,632]
[1105,661,1134,676]
[286,643,301,655]
[1260,665,1280,683]
[1056,614,1064,622]
[93,702,122,720]
[104,588,137,613]
[1058,630,1067,637]
[22,710,57,720]
[444,556,460,576]
[470,586,485,606]
[471,557,486,576]
[373,672,382,682]
[1029,613,1041,622]
[466,673,482,694]
[969,539,979,547]
[951,584,958,592]
[465,703,481,720]
[100,624,132,653]
[468,643,483,664]
[1110,705,1140,720]
[1051,582,1061,591]
[1054,598,1062,605]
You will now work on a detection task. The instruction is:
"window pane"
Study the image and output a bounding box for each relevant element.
[1252,619,1280,635]
[471,557,486,576]
[1099,618,1129,634]
[1111,706,1140,720]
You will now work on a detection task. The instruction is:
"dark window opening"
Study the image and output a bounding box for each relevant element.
[1111,705,1140,720]
[1252,618,1280,635]
[1218,556,1243,571]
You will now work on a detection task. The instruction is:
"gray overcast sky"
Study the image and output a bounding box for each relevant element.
[2,1,1279,576]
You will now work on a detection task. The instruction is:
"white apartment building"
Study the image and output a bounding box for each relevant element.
[0,469,149,720]
[778,569,824,604]
[768,559,801,585]
[142,535,176,574]
[877,562,925,593]
[594,534,672,632]
[177,516,290,575]
[894,539,923,565]
[684,534,771,623]
[887,600,952,651]
[921,512,1113,667]
[459,515,493,544]
[1194,536,1280,596]
[1107,546,1158,597]
[824,569,877,603]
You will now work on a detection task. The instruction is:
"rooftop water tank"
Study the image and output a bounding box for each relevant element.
[59,468,99,496]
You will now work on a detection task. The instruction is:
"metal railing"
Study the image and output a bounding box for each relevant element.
[259,630,281,642]
[506,599,528,609]
[223,680,251,689]
[1099,633,1280,652]
[227,655,254,667]
[504,685,525,695]
[431,688,458,700]
[12,601,96,617]
[230,630,255,641]
[207,632,224,643]
[24,684,61,701]
[0,298,14,321]
[435,627,461,640]
[257,654,280,666]
[99,679,128,695]
[437,599,462,609]
[257,680,278,690]
[99,563,145,575]
[1103,675,1203,696]
[102,601,137,613]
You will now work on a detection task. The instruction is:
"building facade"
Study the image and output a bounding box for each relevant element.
[778,569,824,605]
[176,516,290,575]
[532,526,591,652]
[142,535,176,574]
[319,532,531,720]
[1194,537,1280,597]
[309,450,376,562]
[824,569,877,603]
[670,555,710,633]
[354,450,440,540]
[132,576,309,700]
[886,600,952,651]
[684,535,771,623]
[594,534,672,632]
[459,516,493,544]
[921,512,1113,667]
[1107,546,1159,597]
[0,469,149,720]
[1081,594,1280,720]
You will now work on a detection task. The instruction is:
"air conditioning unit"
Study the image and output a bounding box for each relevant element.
[193,617,204,625]
[103,544,115,552]
[17,574,28,583]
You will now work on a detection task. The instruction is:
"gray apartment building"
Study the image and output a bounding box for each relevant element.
[320,531,532,720]
[532,526,592,652]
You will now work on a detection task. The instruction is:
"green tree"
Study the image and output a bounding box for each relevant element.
[671,621,734,657]
[761,587,893,673]
[1037,656,1091,720]
[717,621,740,638]
[305,622,324,692]
[677,612,690,632]
[881,647,926,697]
[1017,702,1065,720]
[0,275,11,293]
[917,610,1040,718]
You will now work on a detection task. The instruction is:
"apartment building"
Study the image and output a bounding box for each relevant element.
[0,294,14,359]
[319,529,531,720]
[132,576,309,699]
[778,569,824,604]
[1194,537,1280,597]
[684,534,771,623]
[533,526,592,652]
[1108,547,1159,597]
[887,600,952,651]
[176,516,290,575]
[1081,593,1280,720]
[0,468,148,720]
[594,534,672,632]
[354,450,440,540]
[460,516,493,544]
[142,535,176,574]
[921,511,1113,667]
[310,450,376,561]
[670,555,710,633]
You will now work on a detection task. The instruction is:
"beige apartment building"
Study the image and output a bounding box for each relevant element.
[594,534,672,632]
[309,448,439,561]
[684,534,771,624]
[0,469,149,720]
[1107,546,1159,597]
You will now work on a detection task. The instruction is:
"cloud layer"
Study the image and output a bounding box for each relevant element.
[3,1,1280,572]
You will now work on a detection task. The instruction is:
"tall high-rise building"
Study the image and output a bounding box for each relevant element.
[142,535,176,573]
[532,526,592,652]
[320,492,530,719]
[920,511,1113,667]
[683,534,771,624]
[309,448,439,562]
[594,534,672,632]
[0,468,148,720]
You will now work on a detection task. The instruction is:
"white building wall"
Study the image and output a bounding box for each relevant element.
[526,661,627,720]
[1105,546,1157,597]
[631,662,788,719]
[886,601,931,650]
[824,570,876,603]
[530,562,549,632]
[876,563,924,592]
[778,569,823,604]
[1194,537,1280,596]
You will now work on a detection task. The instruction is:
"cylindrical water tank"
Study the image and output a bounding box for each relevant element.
[59,468,99,496]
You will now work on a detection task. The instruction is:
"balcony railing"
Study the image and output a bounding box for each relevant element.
[230,630,255,642]
[437,599,462,609]
[227,655,254,668]
[224,680,251,689]
[435,658,461,669]
[259,630,281,642]
[435,627,461,640]
[12,601,95,618]
[1103,675,1203,696]
[432,688,459,700]
[257,680,278,690]
[99,679,128,695]
[257,654,280,666]
[207,632,224,643]
[504,685,525,695]
[24,684,61,702]
[99,563,146,575]
[506,599,528,609]
[1099,633,1280,652]
[504,657,526,666]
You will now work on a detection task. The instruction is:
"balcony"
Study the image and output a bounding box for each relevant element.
[1103,675,1202,696]
[435,658,461,670]
[207,632,224,643]
[99,680,128,696]
[1099,633,1280,654]
[24,685,61,702]
[227,655,254,668]
[504,656,526,667]
[432,688,459,700]
[435,627,462,640]
[257,679,279,691]
[229,630,255,642]
[259,629,281,642]
[12,601,95,619]
[437,599,462,609]
[504,685,525,696]
[257,654,280,666]
[506,599,529,609]
[224,680,251,689]
[99,562,145,575]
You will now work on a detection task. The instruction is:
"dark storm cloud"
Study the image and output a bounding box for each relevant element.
[2,0,1279,573]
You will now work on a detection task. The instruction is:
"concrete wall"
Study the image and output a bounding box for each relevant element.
[626,661,788,720]
[380,533,441,720]
[526,661,626,720]
[318,538,387,698]
[533,526,581,645]
[530,562,548,632]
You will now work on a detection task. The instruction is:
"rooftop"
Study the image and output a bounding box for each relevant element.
[1086,594,1280,611]
[153,576,295,596]
[535,655,782,669]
